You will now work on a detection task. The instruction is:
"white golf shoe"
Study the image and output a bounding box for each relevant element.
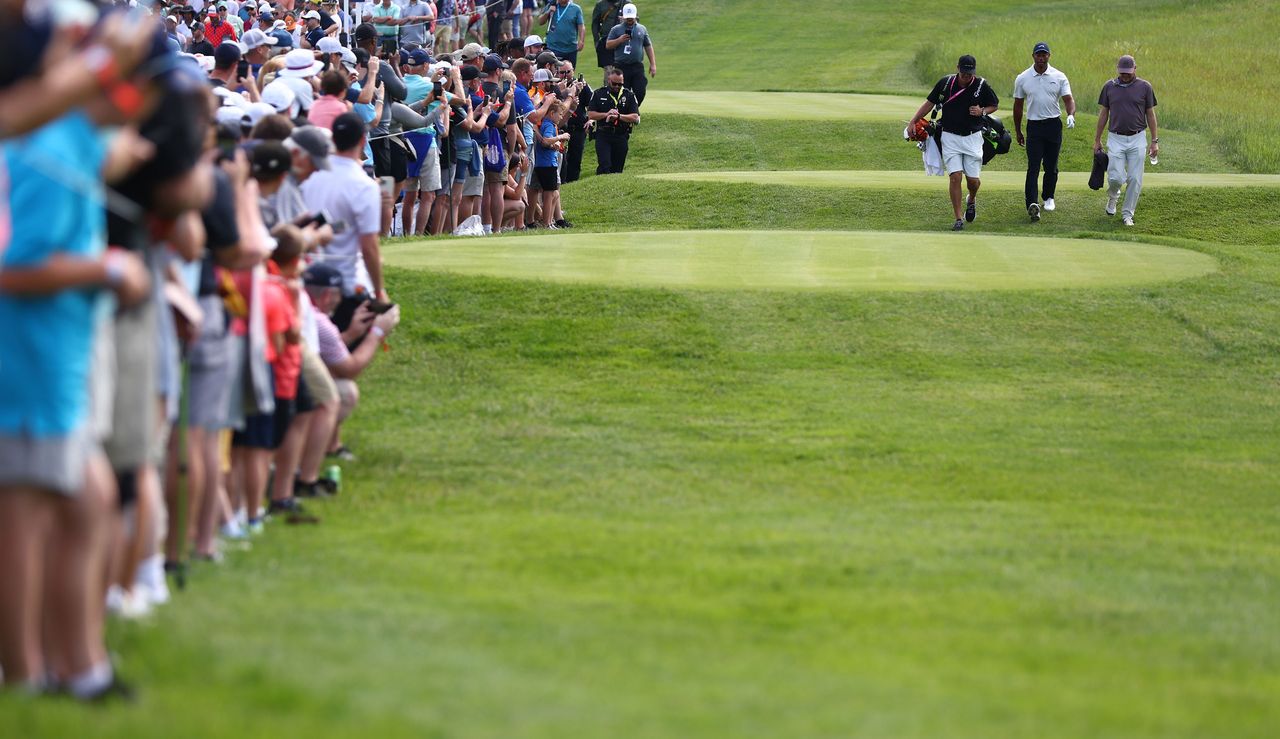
[1043,198,1056,212]
[1105,193,1118,216]
[1122,216,1134,227]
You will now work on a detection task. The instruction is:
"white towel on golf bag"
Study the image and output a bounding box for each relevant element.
[453,215,485,237]
[922,136,945,176]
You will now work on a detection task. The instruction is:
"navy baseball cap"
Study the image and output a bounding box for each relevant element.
[409,49,433,66]
[460,65,482,81]
[482,53,508,72]
[957,54,977,72]
[1033,42,1050,54]
[303,262,343,288]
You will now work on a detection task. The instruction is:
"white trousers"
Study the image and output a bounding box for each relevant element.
[1107,131,1147,219]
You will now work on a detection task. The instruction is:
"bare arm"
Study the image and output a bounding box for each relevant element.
[645,40,656,76]
[908,99,934,125]
[1094,105,1109,150]
[1147,107,1159,156]
[1062,94,1076,116]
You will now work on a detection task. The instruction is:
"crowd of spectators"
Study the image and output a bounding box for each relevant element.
[0,0,657,702]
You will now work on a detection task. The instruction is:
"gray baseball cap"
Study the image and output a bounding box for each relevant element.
[286,126,333,170]
[1117,54,1136,72]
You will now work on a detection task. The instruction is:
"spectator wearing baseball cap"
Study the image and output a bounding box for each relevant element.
[301,9,325,50]
[523,34,543,58]
[604,2,655,106]
[189,22,216,57]
[206,4,240,46]
[240,28,278,75]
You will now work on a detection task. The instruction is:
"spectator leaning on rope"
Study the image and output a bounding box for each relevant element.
[1012,41,1075,222]
[908,54,999,232]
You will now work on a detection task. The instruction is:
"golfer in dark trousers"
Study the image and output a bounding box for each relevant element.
[1012,42,1076,221]
[588,66,640,174]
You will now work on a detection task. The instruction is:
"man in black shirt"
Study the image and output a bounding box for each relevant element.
[558,58,591,183]
[188,22,215,56]
[909,54,999,231]
[586,65,638,174]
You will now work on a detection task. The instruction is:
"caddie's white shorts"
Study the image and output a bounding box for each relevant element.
[941,131,983,178]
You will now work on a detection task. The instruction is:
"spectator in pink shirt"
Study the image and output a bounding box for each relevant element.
[306,69,352,130]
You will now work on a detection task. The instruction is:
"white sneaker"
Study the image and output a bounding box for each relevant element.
[1105,194,1118,216]
[1043,198,1056,212]
[135,555,170,606]
[1122,216,1134,227]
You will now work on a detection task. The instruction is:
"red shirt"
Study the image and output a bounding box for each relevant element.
[261,279,302,400]
[204,19,238,46]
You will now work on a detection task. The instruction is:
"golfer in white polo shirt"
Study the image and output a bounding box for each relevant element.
[1013,41,1076,221]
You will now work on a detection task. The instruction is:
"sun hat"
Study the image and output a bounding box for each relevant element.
[280,48,323,78]
[241,29,278,50]
[1117,54,1136,72]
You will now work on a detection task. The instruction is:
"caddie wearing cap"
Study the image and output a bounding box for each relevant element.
[1094,54,1159,227]
[1012,42,1075,222]
[908,54,1000,231]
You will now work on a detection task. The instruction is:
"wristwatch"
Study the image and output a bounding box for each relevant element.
[1151,138,1160,143]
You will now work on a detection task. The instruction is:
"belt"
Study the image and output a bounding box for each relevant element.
[1112,129,1144,136]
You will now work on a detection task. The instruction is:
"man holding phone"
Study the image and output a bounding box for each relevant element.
[587,65,638,174]
[604,3,654,106]
[301,113,390,329]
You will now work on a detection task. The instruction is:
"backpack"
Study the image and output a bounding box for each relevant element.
[482,126,507,173]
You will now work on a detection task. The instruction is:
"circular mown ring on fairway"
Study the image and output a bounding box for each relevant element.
[386,230,1217,292]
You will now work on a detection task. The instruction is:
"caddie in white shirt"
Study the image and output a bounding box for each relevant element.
[1012,41,1075,221]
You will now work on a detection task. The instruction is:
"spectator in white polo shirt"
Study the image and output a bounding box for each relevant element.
[300,112,388,328]
[1012,41,1075,222]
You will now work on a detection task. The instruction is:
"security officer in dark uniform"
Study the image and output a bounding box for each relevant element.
[587,65,639,174]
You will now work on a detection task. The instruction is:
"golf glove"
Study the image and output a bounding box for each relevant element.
[1066,114,1075,129]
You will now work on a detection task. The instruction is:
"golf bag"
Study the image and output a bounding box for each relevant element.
[980,114,1012,164]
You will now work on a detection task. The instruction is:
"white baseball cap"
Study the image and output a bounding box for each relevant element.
[317,37,343,54]
[262,80,300,117]
[244,101,277,127]
[241,29,279,50]
[622,3,637,19]
[302,9,321,20]
[523,35,542,48]
[531,69,551,83]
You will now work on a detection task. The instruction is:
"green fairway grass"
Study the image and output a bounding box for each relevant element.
[639,90,922,120]
[646,0,1280,172]
[386,230,1217,292]
[5,2,1279,737]
[645,170,1280,191]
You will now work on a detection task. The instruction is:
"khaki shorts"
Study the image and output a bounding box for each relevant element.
[104,299,158,472]
[405,144,442,192]
[463,171,484,197]
[484,165,508,185]
[300,349,339,407]
[434,23,453,47]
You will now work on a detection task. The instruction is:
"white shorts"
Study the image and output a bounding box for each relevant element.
[941,131,983,178]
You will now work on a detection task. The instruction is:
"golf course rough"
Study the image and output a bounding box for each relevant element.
[388,230,1217,292]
